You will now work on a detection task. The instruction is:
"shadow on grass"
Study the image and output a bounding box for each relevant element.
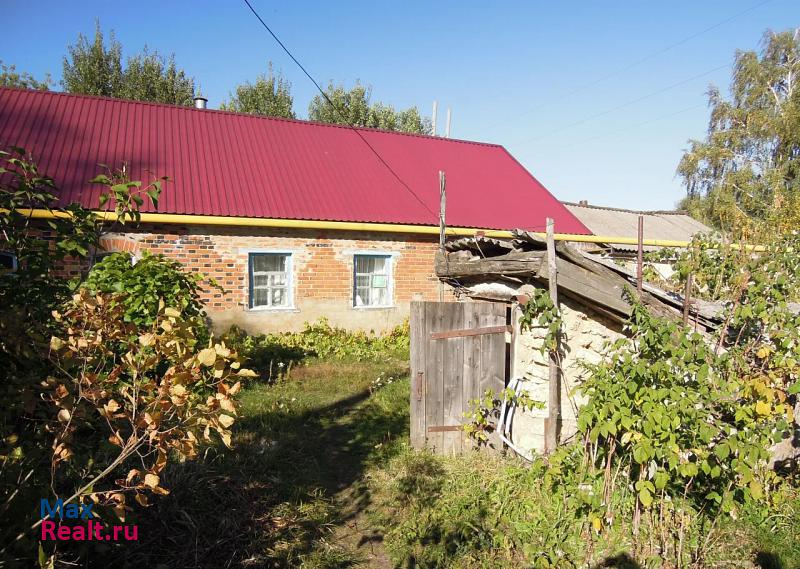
[101,363,410,568]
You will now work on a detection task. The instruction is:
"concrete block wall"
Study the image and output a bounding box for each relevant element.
[99,224,453,333]
[510,295,624,456]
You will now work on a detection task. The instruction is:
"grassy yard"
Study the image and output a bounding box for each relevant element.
[110,356,799,569]
[121,357,411,568]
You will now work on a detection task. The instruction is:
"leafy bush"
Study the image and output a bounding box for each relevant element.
[225,318,410,381]
[83,251,217,344]
[0,148,244,565]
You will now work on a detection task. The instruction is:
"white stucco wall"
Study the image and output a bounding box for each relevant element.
[508,296,624,456]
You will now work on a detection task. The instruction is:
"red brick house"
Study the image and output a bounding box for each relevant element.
[0,87,589,332]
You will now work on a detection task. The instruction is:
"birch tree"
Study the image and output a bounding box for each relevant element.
[678,29,800,238]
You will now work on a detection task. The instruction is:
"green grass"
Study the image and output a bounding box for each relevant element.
[116,357,410,568]
[94,356,799,569]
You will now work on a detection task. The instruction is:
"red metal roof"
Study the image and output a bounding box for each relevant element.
[0,87,589,234]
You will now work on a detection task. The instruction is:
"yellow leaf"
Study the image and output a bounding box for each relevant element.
[164,307,181,318]
[591,516,602,532]
[756,346,770,359]
[197,348,216,367]
[170,384,187,397]
[237,368,257,377]
[57,409,71,423]
[104,399,120,414]
[138,333,155,347]
[219,398,236,413]
[49,337,65,351]
[218,414,235,428]
[214,344,231,358]
[219,431,233,448]
[755,400,771,416]
[144,473,160,489]
[135,493,149,507]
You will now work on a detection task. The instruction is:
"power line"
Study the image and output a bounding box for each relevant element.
[240,0,438,220]
[481,0,773,134]
[510,62,729,145]
[552,102,707,150]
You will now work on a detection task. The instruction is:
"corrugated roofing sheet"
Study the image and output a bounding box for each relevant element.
[564,203,711,251]
[0,87,590,234]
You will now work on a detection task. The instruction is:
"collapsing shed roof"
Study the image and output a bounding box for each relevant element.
[437,231,720,330]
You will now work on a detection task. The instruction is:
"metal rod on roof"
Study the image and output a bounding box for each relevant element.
[637,215,644,294]
[445,108,452,138]
[432,100,438,136]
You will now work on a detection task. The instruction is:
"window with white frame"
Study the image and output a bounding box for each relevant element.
[353,254,392,307]
[249,253,291,309]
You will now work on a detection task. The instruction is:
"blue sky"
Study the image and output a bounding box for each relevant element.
[2,0,798,210]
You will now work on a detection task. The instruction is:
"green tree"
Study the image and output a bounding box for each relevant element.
[0,61,51,90]
[678,29,800,238]
[62,21,195,106]
[220,63,295,118]
[120,49,195,106]
[308,82,430,134]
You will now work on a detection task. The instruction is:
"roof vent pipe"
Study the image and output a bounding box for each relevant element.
[193,96,208,110]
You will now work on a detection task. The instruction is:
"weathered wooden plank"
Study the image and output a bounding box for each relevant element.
[546,219,561,454]
[425,302,446,453]
[441,302,465,456]
[428,425,462,432]
[550,258,632,316]
[462,302,480,452]
[409,301,426,450]
[435,250,544,278]
[478,302,507,453]
[430,325,511,340]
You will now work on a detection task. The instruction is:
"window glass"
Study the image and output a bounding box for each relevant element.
[250,253,291,308]
[354,254,391,307]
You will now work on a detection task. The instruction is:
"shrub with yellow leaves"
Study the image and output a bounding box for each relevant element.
[44,289,255,520]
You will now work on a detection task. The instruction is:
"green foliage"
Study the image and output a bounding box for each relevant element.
[519,287,562,353]
[308,81,430,134]
[678,29,800,237]
[220,63,295,118]
[0,60,51,90]
[62,21,195,105]
[463,388,543,444]
[0,148,237,564]
[225,318,410,381]
[83,251,212,329]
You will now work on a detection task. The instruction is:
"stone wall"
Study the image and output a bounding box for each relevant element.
[509,294,624,456]
[93,224,455,333]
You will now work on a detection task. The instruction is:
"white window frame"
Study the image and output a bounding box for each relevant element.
[246,250,295,311]
[352,252,395,309]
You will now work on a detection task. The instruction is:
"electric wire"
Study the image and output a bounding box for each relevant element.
[481,0,773,134]
[510,62,729,145]
[240,0,438,220]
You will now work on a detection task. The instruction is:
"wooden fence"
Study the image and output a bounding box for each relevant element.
[409,301,508,455]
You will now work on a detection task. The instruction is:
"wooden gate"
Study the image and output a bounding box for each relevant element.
[410,301,509,455]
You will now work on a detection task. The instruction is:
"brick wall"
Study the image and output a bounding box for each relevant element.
[99,224,454,333]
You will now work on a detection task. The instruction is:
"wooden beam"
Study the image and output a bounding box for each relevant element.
[546,218,561,454]
[435,250,544,278]
[637,215,644,294]
[430,325,511,340]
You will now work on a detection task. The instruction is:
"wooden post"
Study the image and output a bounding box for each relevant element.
[637,215,644,294]
[545,218,561,454]
[438,171,446,251]
[438,171,446,302]
[682,273,693,326]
